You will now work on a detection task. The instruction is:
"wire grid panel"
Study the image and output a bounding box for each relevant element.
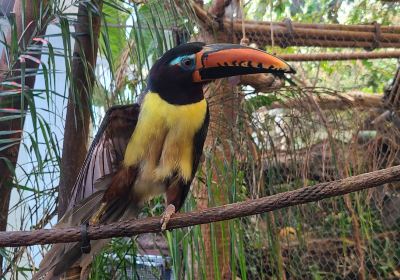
[232,82,400,279]
[190,5,400,275]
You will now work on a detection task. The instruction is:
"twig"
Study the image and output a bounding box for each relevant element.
[1,166,400,247]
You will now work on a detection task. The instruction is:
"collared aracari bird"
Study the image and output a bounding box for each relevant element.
[34,42,295,279]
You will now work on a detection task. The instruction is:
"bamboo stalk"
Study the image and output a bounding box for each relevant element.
[58,0,103,218]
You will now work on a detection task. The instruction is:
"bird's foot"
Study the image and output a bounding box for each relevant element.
[160,204,176,231]
[89,202,107,225]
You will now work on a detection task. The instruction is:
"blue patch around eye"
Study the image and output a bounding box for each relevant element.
[169,56,183,66]
[169,54,195,67]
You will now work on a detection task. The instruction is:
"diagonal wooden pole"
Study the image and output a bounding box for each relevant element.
[1,165,400,247]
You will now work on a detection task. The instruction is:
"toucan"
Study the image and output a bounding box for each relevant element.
[34,42,295,279]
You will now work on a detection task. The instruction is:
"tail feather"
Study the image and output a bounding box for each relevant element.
[57,191,105,228]
[58,175,113,227]
[33,191,140,280]
[33,190,105,280]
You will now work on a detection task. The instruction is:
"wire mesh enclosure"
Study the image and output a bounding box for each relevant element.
[0,0,399,279]
[180,1,400,279]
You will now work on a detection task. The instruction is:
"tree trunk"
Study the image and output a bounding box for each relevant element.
[57,0,103,218]
[195,80,240,280]
[192,1,240,279]
[0,0,48,273]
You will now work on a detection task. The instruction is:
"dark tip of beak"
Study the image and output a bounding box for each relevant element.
[287,65,297,74]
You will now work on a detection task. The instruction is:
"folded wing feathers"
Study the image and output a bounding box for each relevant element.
[33,105,140,279]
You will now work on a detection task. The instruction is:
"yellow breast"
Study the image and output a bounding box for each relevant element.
[123,92,207,182]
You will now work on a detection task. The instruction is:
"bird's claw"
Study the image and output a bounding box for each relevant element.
[160,204,176,231]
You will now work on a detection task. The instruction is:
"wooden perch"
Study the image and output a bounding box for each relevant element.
[229,21,400,43]
[279,50,400,61]
[243,20,400,34]
[234,23,400,49]
[257,92,383,110]
[1,165,400,247]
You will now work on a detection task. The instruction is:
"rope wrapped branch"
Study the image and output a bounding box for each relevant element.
[1,165,400,247]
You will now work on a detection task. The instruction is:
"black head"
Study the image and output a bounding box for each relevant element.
[147,42,205,105]
[147,42,295,105]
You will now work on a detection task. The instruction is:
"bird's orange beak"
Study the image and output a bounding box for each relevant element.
[192,44,295,83]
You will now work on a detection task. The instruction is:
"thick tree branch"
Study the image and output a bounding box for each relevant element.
[257,92,383,110]
[279,50,400,61]
[209,0,231,18]
[240,73,277,92]
[1,165,400,247]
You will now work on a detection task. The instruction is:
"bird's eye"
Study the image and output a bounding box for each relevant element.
[181,57,194,69]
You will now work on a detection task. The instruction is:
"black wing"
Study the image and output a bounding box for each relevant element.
[67,104,140,210]
[33,104,140,280]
